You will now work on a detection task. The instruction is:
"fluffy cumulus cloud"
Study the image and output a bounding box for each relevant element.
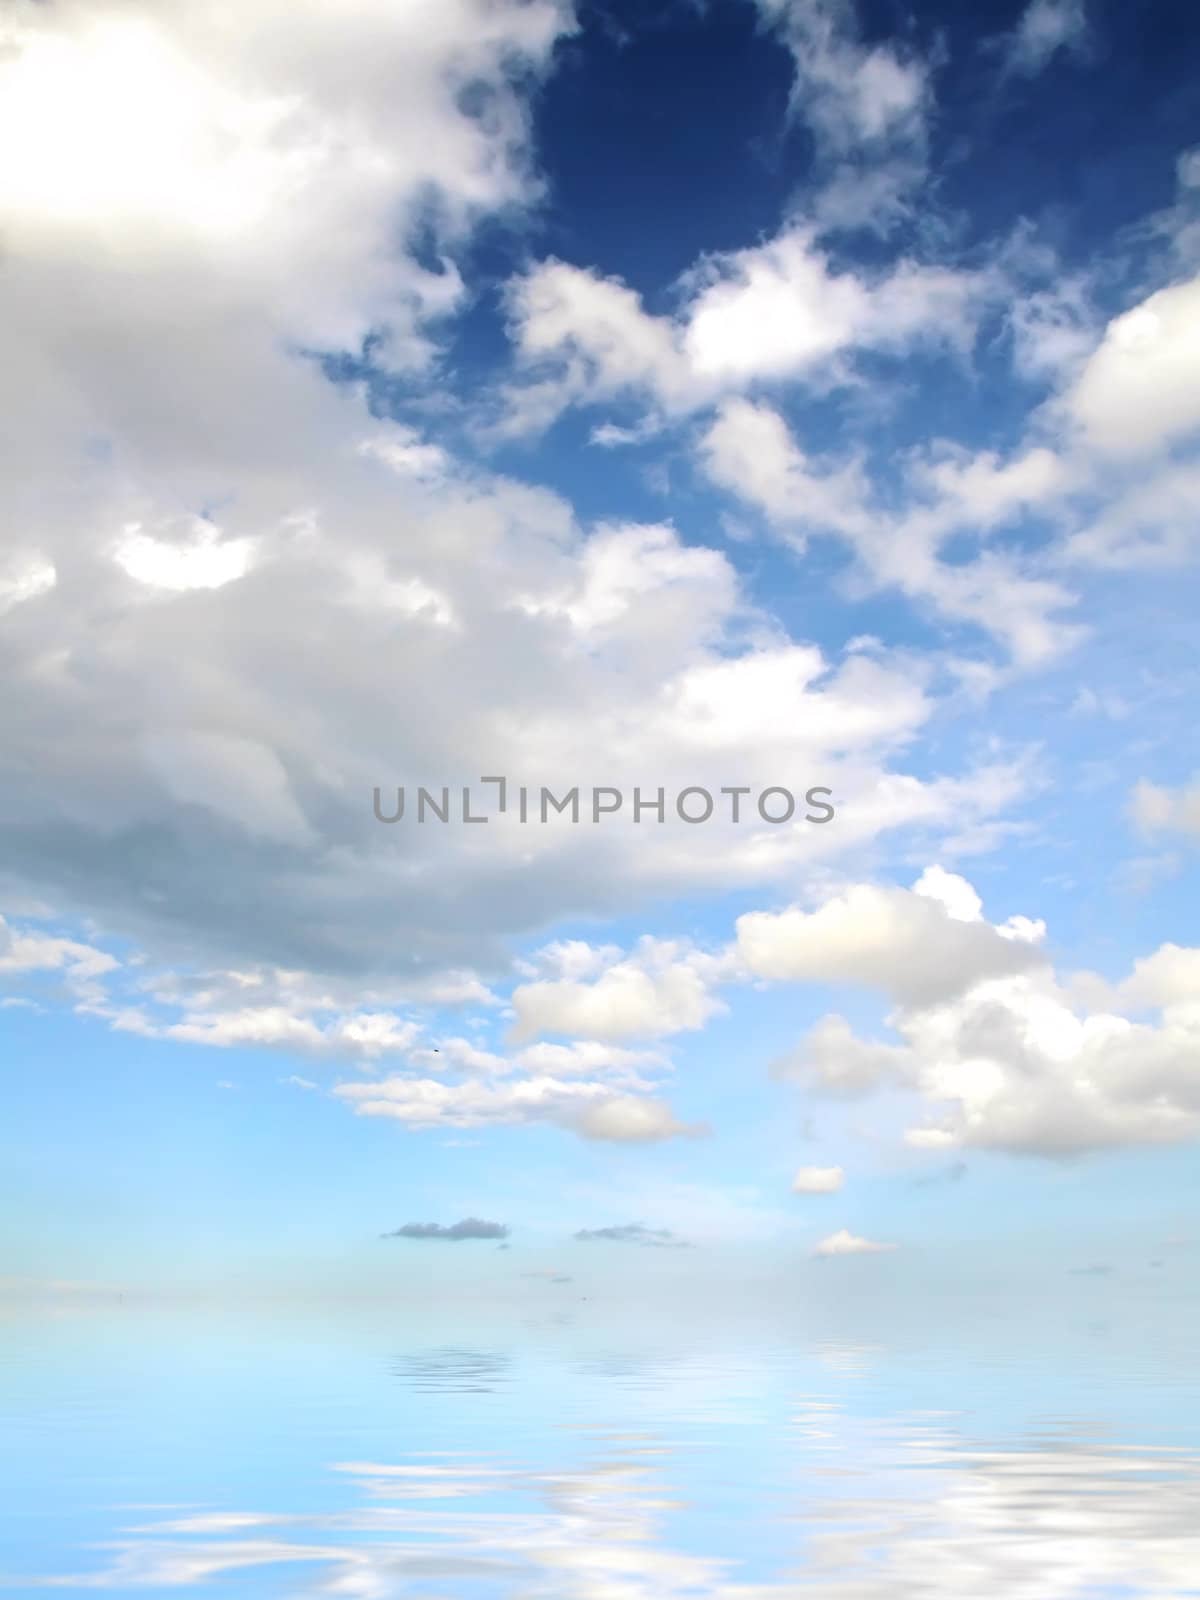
[761,869,1200,1157]
[738,867,1046,1009]
[510,939,734,1043]
[0,0,568,383]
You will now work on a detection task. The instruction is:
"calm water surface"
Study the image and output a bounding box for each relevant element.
[2,1299,1199,1596]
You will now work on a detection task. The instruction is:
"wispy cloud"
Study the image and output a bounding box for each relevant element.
[573,1223,691,1249]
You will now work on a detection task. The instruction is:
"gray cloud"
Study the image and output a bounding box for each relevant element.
[381,1218,510,1242]
[573,1223,691,1249]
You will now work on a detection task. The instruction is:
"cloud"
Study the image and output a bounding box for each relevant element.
[760,870,1200,1157]
[1131,776,1200,841]
[754,0,930,156]
[1062,459,1200,570]
[774,1014,914,1097]
[0,914,119,1011]
[510,939,731,1043]
[573,1224,691,1248]
[5,0,1196,1185]
[1064,274,1200,458]
[0,0,568,369]
[113,1000,423,1059]
[335,1075,700,1144]
[505,232,985,423]
[700,398,1082,667]
[791,1165,845,1194]
[747,866,1200,1157]
[813,1229,896,1256]
[0,3,1035,1044]
[699,397,874,546]
[1003,0,1089,77]
[0,443,1005,1017]
[381,1218,510,1242]
[572,1097,707,1144]
[738,868,1046,1009]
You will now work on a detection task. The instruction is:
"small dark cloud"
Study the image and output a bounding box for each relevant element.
[1069,1263,1114,1277]
[521,1270,573,1284]
[381,1218,510,1242]
[913,1161,968,1188]
[573,1223,691,1249]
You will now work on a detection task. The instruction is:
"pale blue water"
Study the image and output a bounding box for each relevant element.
[3,1299,1199,1596]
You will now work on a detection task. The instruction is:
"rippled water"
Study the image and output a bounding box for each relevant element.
[3,1301,1199,1596]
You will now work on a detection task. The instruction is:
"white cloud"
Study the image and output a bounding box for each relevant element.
[754,0,930,155]
[1065,275,1200,457]
[115,521,253,592]
[0,3,1060,1033]
[1131,776,1200,839]
[117,1001,422,1060]
[334,1074,700,1142]
[760,870,1200,1157]
[1116,944,1200,1011]
[895,965,1200,1155]
[813,1228,895,1256]
[792,1164,845,1194]
[0,0,568,408]
[0,915,118,988]
[737,871,1046,1008]
[1062,459,1200,569]
[698,398,1082,667]
[1004,0,1088,77]
[774,1013,914,1097]
[0,558,57,615]
[6,0,1193,1192]
[682,235,979,384]
[573,1097,706,1143]
[510,939,732,1043]
[699,398,873,544]
[506,232,986,422]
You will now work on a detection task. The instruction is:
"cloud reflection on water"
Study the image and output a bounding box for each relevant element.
[21,1374,1200,1597]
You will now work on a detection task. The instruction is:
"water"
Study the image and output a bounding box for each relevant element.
[3,1298,1199,1596]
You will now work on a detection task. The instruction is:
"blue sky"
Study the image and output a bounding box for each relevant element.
[1,0,1199,1301]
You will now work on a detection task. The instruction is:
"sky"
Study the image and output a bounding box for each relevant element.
[1,0,1199,1304]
